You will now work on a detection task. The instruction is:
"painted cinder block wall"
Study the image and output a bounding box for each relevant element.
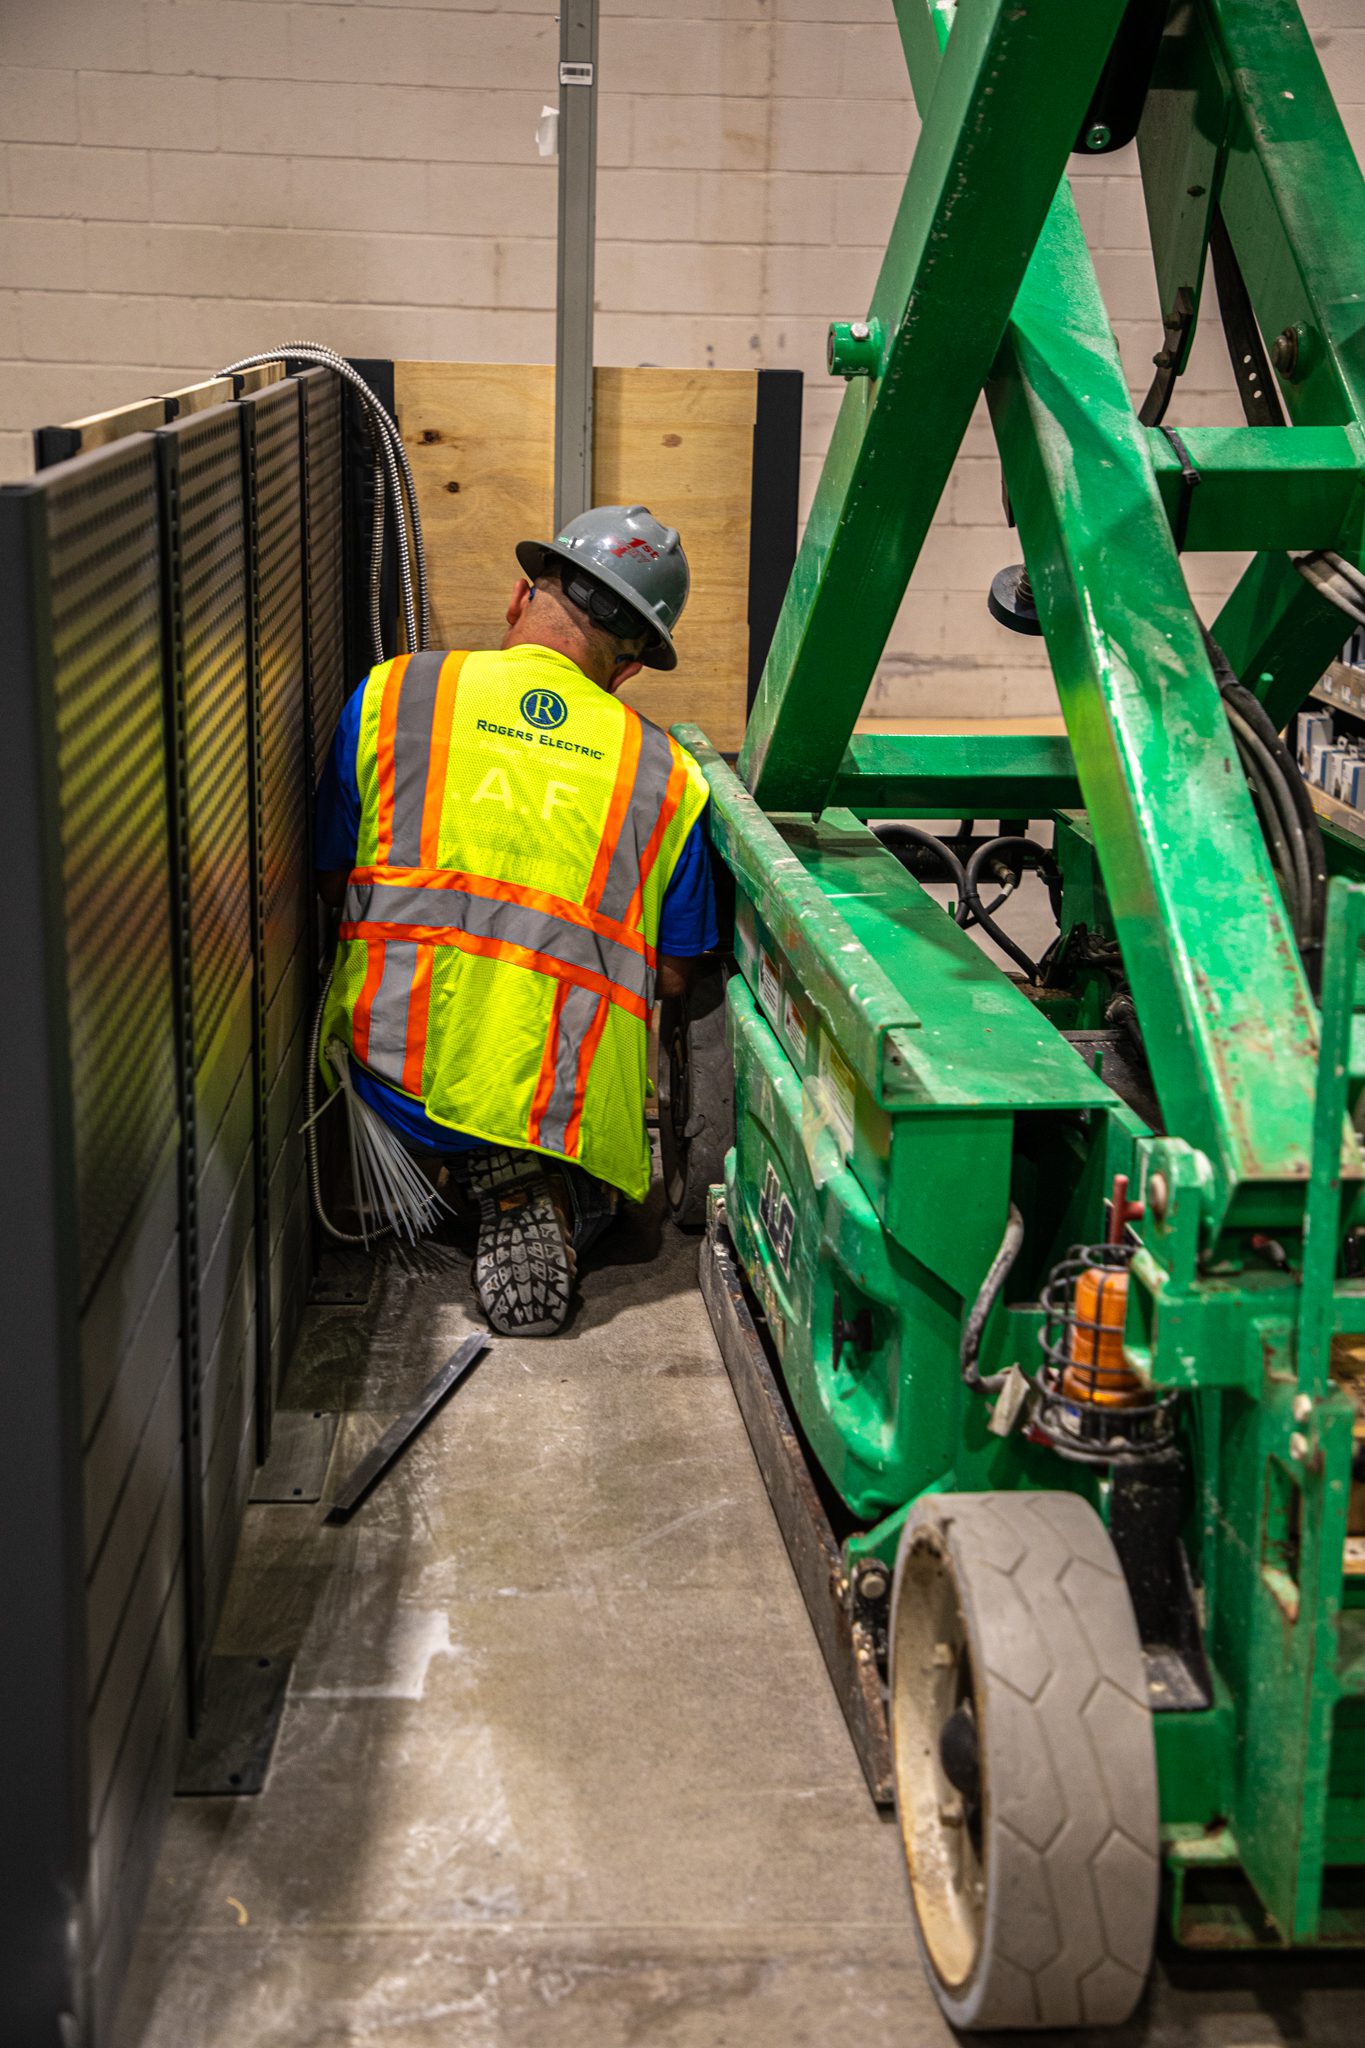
[1,0,1361,718]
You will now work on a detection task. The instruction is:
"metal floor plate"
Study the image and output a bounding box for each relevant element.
[249,1408,340,1504]
[174,1654,292,1797]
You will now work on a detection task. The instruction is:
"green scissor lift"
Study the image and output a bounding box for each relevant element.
[666,0,1365,2027]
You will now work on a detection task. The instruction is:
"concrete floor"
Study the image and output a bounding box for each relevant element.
[116,1179,1365,2047]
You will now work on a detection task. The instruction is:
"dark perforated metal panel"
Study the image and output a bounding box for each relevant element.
[168,407,252,1064]
[1,366,357,2038]
[44,443,175,1304]
[300,368,346,770]
[157,401,257,1695]
[245,380,306,997]
[3,434,189,2045]
[242,381,312,1424]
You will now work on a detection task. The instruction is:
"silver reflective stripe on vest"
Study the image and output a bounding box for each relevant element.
[344,879,654,1008]
[387,650,448,864]
[595,718,676,922]
[538,985,604,1154]
[364,939,419,1080]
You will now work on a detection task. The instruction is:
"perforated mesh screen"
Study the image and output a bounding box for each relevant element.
[300,369,346,768]
[44,440,175,1304]
[169,406,251,1063]
[246,381,306,992]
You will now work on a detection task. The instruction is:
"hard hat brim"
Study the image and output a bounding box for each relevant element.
[515,537,679,671]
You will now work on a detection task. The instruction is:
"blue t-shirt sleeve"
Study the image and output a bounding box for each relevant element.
[657,812,719,957]
[313,683,367,871]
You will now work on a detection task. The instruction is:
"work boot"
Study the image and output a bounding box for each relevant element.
[466,1148,576,1336]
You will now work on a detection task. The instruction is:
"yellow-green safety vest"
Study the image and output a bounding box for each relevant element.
[320,644,711,1201]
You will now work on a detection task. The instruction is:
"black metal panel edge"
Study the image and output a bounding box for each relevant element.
[0,484,91,2044]
[239,395,277,1465]
[154,425,210,1732]
[746,369,803,716]
[293,373,326,1300]
[295,377,321,954]
[340,358,397,688]
[33,423,83,470]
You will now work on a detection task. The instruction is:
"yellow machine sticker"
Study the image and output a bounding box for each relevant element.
[819,1033,856,1154]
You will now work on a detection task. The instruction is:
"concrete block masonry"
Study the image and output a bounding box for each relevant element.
[1,2,1362,716]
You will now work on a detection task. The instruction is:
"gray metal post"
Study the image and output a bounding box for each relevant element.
[554,0,599,532]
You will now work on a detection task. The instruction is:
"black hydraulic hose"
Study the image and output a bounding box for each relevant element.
[962,1203,1025,1394]
[1203,627,1325,986]
[1229,689,1325,988]
[873,823,970,923]
[1222,702,1310,933]
[219,344,429,660]
[1249,759,1306,924]
[1293,549,1365,630]
[963,837,1055,981]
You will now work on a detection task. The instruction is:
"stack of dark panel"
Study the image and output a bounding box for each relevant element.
[0,360,348,2046]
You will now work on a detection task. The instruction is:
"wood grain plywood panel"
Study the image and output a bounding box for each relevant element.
[396,359,555,658]
[595,368,754,748]
[395,362,755,750]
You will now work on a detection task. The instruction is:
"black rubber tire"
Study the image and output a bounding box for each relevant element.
[889,1491,1159,2031]
[657,960,734,1228]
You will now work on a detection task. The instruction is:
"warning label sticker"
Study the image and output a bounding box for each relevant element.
[819,1034,856,1153]
[758,948,780,1023]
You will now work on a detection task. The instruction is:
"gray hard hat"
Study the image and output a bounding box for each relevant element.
[516,504,689,671]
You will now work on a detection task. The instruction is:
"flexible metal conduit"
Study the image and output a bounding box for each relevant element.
[219,343,430,660]
[223,345,432,1241]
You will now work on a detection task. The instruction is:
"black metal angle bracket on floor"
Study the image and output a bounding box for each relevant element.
[325,1332,492,1524]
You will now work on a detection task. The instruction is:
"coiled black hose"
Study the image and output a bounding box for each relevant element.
[962,1203,1025,1394]
[1204,630,1325,989]
[963,837,1057,982]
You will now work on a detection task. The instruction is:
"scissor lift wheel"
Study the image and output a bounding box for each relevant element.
[658,961,733,1227]
[890,1492,1159,2030]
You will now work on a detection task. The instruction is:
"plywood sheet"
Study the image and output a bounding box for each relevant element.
[395,362,755,750]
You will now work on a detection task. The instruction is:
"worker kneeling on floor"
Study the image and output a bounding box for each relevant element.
[314,505,717,1335]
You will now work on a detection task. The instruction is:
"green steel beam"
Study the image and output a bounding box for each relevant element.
[893,0,1326,1216]
[1211,0,1365,437]
[678,724,1112,1117]
[1149,426,1365,554]
[990,197,1320,1215]
[737,0,1129,813]
[1135,2,1229,380]
[1190,0,1365,724]
[676,725,919,1098]
[1299,881,1365,1394]
[784,810,1111,1113]
[892,0,954,83]
[824,731,1080,818]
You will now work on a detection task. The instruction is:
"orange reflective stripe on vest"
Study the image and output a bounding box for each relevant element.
[528,983,609,1154]
[341,872,655,1012]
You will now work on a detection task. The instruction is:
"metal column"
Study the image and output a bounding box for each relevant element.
[553,0,599,532]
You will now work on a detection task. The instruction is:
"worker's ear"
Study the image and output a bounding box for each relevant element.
[608,658,644,693]
[506,577,533,629]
